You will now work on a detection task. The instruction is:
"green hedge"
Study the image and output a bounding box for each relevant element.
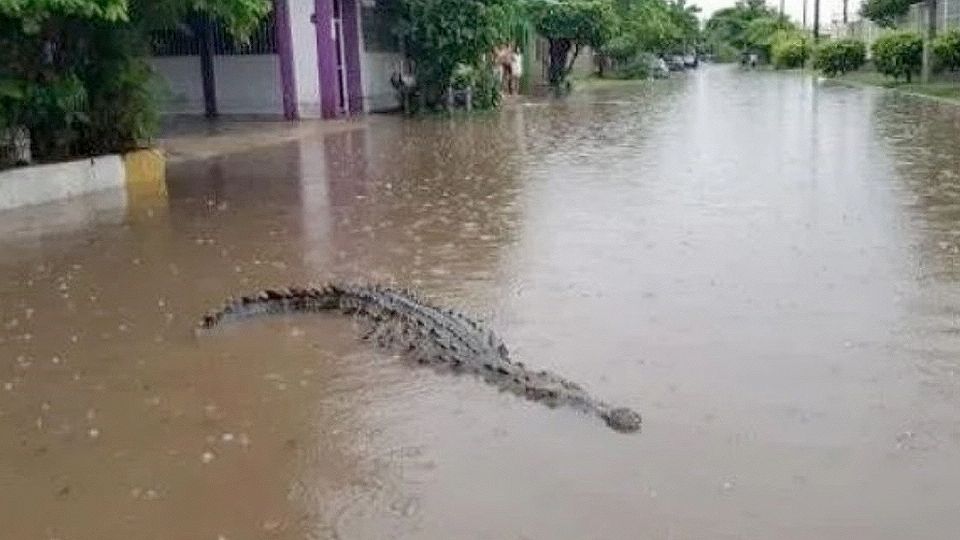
[813,38,866,76]
[771,32,810,69]
[871,31,922,82]
[0,19,159,164]
[933,29,960,72]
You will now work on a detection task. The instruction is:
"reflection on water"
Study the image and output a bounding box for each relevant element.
[1,65,960,539]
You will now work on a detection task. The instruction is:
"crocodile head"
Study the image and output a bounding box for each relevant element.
[602,407,642,433]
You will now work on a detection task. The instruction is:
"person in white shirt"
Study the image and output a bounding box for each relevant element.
[508,47,523,95]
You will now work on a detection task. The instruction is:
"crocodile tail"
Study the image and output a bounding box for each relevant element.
[198,283,345,330]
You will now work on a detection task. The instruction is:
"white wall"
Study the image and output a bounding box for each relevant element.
[289,0,323,117]
[214,55,283,115]
[360,51,401,112]
[0,155,125,211]
[150,57,205,114]
[151,55,284,115]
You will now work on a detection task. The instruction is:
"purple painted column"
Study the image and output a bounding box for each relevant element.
[274,0,299,120]
[314,0,339,119]
[340,0,364,115]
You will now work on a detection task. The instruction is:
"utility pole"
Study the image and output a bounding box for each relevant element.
[921,0,938,83]
[802,0,807,28]
[843,0,848,24]
[813,0,820,41]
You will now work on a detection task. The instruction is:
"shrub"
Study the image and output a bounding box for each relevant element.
[600,35,655,80]
[813,38,867,76]
[742,16,786,62]
[390,0,518,109]
[715,43,741,63]
[0,19,159,164]
[932,30,960,72]
[871,31,922,82]
[601,35,640,64]
[771,32,810,69]
[0,1,270,165]
[526,0,616,86]
[610,54,654,79]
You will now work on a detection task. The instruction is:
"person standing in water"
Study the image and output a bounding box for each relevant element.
[508,46,523,95]
[495,44,516,95]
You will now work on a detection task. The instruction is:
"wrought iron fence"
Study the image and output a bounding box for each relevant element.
[150,12,277,57]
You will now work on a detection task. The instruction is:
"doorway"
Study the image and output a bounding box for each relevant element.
[315,0,363,118]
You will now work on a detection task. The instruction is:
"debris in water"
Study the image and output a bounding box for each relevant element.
[261,519,282,533]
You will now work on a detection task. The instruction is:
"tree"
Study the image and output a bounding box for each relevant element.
[860,0,936,83]
[1,0,271,164]
[872,31,923,82]
[932,29,960,71]
[614,0,700,55]
[742,16,796,60]
[613,0,672,53]
[525,0,616,87]
[389,0,519,110]
[390,0,520,108]
[860,0,913,28]
[770,30,811,68]
[703,0,779,58]
[812,38,866,75]
[666,0,701,53]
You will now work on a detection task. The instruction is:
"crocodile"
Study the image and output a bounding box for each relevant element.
[198,284,641,433]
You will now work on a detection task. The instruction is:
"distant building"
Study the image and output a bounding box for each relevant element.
[149,0,403,120]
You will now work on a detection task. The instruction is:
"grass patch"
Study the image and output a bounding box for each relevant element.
[833,68,960,102]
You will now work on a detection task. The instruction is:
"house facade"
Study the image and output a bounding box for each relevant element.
[149,0,403,120]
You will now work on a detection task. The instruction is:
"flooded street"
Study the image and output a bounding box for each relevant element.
[3,64,960,539]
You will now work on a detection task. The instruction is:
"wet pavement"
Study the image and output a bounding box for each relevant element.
[2,64,960,539]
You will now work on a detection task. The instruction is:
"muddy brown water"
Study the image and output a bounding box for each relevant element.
[2,65,960,539]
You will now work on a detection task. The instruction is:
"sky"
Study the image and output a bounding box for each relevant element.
[697,0,851,28]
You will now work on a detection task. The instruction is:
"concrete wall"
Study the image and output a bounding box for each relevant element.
[360,51,401,112]
[0,156,124,210]
[0,150,166,212]
[215,55,284,114]
[151,57,205,114]
[151,55,284,115]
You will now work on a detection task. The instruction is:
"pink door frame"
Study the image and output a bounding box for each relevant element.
[314,0,364,119]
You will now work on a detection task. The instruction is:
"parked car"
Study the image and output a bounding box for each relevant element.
[683,54,698,68]
[667,55,686,71]
[648,55,670,78]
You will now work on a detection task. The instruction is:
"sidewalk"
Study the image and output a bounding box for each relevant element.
[830,69,960,106]
[157,115,369,163]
